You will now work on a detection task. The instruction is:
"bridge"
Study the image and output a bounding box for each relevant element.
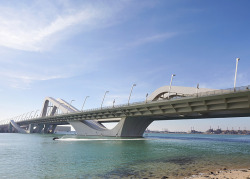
[0,85,250,137]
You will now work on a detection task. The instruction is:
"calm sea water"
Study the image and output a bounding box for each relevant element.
[1,133,250,178]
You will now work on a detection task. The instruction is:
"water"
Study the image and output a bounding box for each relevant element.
[1,133,250,178]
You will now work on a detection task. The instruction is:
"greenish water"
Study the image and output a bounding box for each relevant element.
[1,133,250,178]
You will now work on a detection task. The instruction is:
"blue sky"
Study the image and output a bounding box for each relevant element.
[0,0,250,132]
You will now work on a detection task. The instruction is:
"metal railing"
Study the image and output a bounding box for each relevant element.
[1,85,249,126]
[188,85,250,98]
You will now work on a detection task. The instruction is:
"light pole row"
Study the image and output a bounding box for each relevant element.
[169,57,241,98]
[13,58,241,120]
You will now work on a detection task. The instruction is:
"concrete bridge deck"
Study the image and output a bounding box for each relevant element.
[1,85,250,136]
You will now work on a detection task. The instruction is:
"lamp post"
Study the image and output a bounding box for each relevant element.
[145,93,148,103]
[81,96,89,111]
[67,100,75,113]
[24,112,30,120]
[21,113,25,120]
[234,58,240,92]
[17,115,21,121]
[28,111,34,119]
[113,99,116,108]
[168,74,176,99]
[196,83,199,97]
[128,84,136,105]
[33,110,39,118]
[101,91,109,109]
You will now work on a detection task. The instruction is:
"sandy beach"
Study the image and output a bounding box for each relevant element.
[186,168,250,179]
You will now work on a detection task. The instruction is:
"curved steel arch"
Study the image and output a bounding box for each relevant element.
[41,97,77,117]
[147,86,215,101]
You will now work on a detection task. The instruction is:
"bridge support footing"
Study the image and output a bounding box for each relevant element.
[70,117,153,137]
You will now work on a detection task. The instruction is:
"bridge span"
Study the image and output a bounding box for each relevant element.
[0,85,250,137]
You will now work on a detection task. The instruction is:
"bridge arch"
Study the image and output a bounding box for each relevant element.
[147,86,215,101]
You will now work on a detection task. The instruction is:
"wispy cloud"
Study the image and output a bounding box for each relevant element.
[0,1,128,51]
[0,69,70,89]
[127,32,178,47]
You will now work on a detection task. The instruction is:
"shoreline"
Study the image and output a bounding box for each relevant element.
[145,132,250,136]
[185,168,250,179]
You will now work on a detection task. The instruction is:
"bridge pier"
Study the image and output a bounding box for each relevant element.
[51,125,57,134]
[118,117,154,137]
[28,124,34,133]
[43,124,49,133]
[70,117,153,137]
[42,124,57,134]
[38,124,44,133]
[10,120,28,134]
[8,123,13,133]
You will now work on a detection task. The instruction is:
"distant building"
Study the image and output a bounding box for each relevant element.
[189,130,202,134]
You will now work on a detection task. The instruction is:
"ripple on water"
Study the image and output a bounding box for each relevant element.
[1,133,250,178]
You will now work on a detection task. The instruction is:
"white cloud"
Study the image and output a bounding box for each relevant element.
[0,69,70,89]
[0,1,127,51]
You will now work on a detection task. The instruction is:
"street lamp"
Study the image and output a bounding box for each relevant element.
[21,113,25,120]
[33,110,39,118]
[234,58,240,92]
[145,93,148,103]
[24,112,30,120]
[28,111,34,119]
[16,115,21,121]
[81,96,89,111]
[128,84,136,105]
[67,100,75,113]
[168,74,176,99]
[101,91,109,109]
[196,83,199,97]
[113,99,116,108]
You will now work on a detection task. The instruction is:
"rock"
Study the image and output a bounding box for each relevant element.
[161,176,168,179]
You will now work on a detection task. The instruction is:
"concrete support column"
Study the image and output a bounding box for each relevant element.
[28,124,34,133]
[51,124,57,134]
[8,123,13,133]
[37,124,44,133]
[43,124,50,134]
[118,117,154,137]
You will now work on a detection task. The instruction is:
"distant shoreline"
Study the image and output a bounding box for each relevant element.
[145,130,250,135]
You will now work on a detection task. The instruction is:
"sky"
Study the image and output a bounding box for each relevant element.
[0,0,250,132]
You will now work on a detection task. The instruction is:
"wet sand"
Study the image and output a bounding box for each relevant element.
[186,168,250,179]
